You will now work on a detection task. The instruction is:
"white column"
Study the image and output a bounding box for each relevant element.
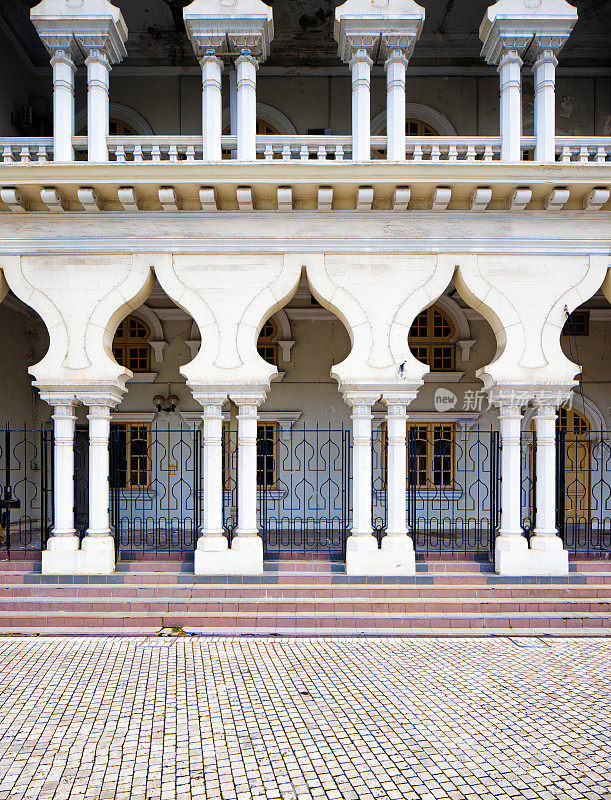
[50,49,75,162]
[81,401,116,571]
[199,395,227,547]
[48,401,79,547]
[498,49,523,162]
[350,48,373,161]
[229,68,237,134]
[200,55,223,162]
[382,398,409,537]
[85,49,111,162]
[233,392,265,537]
[533,49,558,163]
[235,55,258,161]
[346,393,378,538]
[531,403,564,552]
[493,400,529,572]
[385,49,408,162]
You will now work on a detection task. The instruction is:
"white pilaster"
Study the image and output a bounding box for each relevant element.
[498,49,523,162]
[235,55,258,161]
[350,49,373,161]
[533,49,558,164]
[85,49,111,162]
[384,49,408,162]
[200,55,223,161]
[50,49,75,162]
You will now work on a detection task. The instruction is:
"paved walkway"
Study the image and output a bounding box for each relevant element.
[0,637,609,800]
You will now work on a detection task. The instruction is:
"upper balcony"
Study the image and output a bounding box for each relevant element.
[0,0,609,214]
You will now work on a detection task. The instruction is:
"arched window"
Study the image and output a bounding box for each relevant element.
[222,118,281,159]
[374,118,439,158]
[113,315,151,373]
[408,306,455,371]
[257,318,278,366]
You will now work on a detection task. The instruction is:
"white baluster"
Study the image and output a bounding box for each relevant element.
[115,145,126,163]
[151,144,161,162]
[2,146,12,163]
[134,144,143,163]
[595,146,606,164]
[484,145,493,162]
[264,144,273,161]
[413,143,422,162]
[317,145,326,160]
[448,145,458,162]
[431,144,441,162]
[36,146,47,163]
[579,146,589,163]
[466,144,476,162]
[186,144,195,162]
[299,145,309,162]
[335,145,344,162]
[19,147,30,163]
[168,144,178,163]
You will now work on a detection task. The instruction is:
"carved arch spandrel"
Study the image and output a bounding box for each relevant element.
[2,254,154,387]
[454,254,608,390]
[306,254,455,388]
[155,254,302,388]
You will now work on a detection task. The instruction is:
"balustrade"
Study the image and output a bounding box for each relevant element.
[0,134,610,165]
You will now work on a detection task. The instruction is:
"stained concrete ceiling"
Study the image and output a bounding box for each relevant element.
[2,0,610,69]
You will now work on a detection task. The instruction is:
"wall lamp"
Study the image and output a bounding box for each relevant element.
[153,394,180,413]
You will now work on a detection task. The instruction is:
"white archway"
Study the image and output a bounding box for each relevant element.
[74,103,154,136]
[370,103,457,136]
[221,102,297,135]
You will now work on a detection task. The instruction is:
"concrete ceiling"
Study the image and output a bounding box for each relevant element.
[2,0,610,68]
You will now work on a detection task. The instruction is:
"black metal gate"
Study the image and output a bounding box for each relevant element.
[256,426,351,557]
[0,426,53,556]
[556,429,610,555]
[109,423,201,554]
[372,424,500,558]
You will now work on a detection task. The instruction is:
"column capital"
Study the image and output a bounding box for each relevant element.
[38,393,80,411]
[32,0,128,64]
[382,390,418,409]
[334,0,425,63]
[343,391,379,412]
[381,39,415,65]
[230,391,267,411]
[234,52,260,70]
[84,48,111,70]
[348,46,375,70]
[532,46,559,69]
[196,393,229,409]
[49,48,76,71]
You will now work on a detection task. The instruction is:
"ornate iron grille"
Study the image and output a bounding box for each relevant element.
[109,423,201,554]
[406,425,500,557]
[556,429,611,555]
[0,426,53,557]
[257,426,351,556]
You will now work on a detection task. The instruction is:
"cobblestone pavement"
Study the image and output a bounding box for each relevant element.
[0,638,609,800]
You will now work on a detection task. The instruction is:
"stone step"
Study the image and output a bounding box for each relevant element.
[1,597,608,613]
[3,584,611,598]
[0,610,608,630]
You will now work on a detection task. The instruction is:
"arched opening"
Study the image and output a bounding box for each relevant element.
[0,289,51,557]
[104,285,204,556]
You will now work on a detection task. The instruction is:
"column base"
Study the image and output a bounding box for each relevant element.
[495,533,568,576]
[41,534,115,575]
[345,533,416,576]
[194,534,263,575]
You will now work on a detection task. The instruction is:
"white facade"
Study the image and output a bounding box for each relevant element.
[0,0,609,577]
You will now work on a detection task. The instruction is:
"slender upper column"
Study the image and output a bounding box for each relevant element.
[532,47,558,163]
[479,0,577,163]
[384,49,408,162]
[335,0,425,162]
[350,48,374,161]
[231,391,266,537]
[498,48,524,162]
[199,56,224,161]
[85,49,111,162]
[51,400,79,541]
[31,0,128,163]
[235,54,259,161]
[50,49,76,162]
[199,394,228,542]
